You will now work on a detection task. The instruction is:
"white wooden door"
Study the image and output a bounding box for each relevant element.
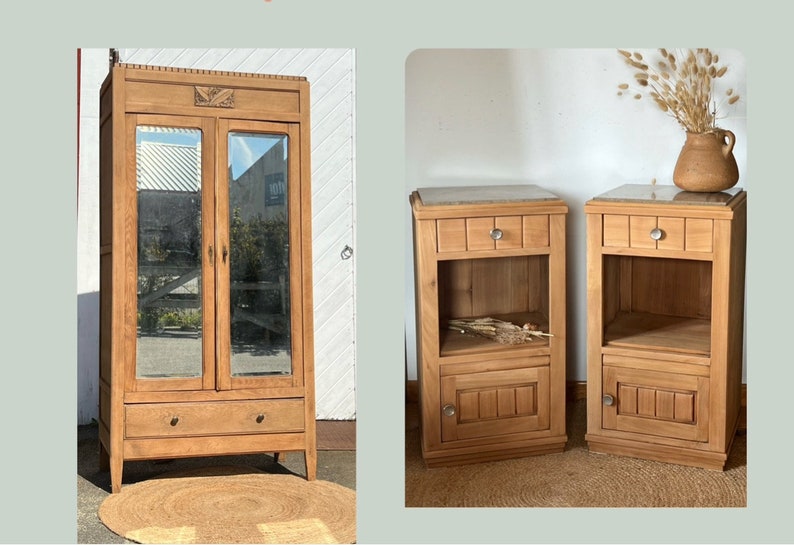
[117,48,357,419]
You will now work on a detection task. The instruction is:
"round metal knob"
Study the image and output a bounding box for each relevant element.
[442,404,456,417]
[489,228,503,240]
[256,414,265,424]
[170,416,180,426]
[649,227,663,241]
[603,394,615,407]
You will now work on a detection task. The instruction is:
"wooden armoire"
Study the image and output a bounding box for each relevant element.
[98,62,315,492]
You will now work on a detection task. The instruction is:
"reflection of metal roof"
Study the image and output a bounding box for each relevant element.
[137,142,200,192]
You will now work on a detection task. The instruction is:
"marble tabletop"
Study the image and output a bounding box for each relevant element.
[416,185,561,206]
[591,184,744,206]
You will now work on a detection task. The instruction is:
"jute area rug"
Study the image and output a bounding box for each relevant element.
[406,399,746,507]
[98,466,356,544]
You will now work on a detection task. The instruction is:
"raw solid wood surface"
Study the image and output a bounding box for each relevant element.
[125,399,306,438]
[585,188,746,470]
[411,188,567,467]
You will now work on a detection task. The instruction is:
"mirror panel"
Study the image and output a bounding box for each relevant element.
[135,126,204,379]
[227,132,292,377]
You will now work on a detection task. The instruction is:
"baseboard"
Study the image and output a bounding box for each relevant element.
[406,379,420,404]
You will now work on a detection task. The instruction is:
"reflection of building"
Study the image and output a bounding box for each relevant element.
[226,136,290,338]
[136,140,202,315]
[137,140,201,263]
[229,138,287,222]
[135,135,289,335]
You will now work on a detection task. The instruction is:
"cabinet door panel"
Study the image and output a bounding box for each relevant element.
[603,365,709,442]
[441,366,550,442]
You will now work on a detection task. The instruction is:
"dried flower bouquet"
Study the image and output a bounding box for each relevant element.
[448,317,553,345]
[617,48,740,134]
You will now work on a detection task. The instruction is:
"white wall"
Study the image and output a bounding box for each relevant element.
[404,48,747,383]
[77,49,110,425]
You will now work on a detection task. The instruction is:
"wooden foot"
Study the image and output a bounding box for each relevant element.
[305,447,317,480]
[110,456,123,493]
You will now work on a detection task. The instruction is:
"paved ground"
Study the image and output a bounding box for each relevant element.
[77,425,356,543]
[135,333,292,377]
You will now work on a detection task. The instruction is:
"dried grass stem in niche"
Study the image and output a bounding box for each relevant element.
[448,317,553,345]
[616,48,741,133]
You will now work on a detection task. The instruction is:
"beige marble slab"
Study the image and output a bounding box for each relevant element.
[592,184,744,206]
[417,184,560,206]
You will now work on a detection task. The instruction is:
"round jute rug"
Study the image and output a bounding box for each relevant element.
[98,466,356,544]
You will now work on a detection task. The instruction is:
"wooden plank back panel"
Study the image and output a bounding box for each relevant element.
[630,257,712,319]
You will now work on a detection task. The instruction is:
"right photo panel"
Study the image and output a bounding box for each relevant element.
[404,48,747,508]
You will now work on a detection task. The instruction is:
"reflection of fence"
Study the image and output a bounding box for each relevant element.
[138,266,200,309]
[231,277,288,335]
[137,267,288,337]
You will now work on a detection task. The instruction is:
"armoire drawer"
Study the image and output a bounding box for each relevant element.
[125,399,305,438]
[603,214,713,252]
[436,215,549,253]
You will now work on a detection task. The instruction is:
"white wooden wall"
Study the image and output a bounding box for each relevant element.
[77,48,357,422]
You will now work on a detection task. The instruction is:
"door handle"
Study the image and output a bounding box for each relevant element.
[222,245,228,264]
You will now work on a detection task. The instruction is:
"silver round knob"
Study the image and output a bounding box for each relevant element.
[603,394,615,406]
[442,404,456,417]
[489,228,503,240]
[649,227,663,241]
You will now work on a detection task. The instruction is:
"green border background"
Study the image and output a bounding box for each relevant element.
[6,0,792,543]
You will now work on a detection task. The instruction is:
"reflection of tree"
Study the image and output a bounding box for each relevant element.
[229,207,289,324]
[230,207,287,281]
[137,193,202,332]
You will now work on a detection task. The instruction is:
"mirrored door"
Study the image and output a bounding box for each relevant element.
[216,120,303,390]
[133,115,215,390]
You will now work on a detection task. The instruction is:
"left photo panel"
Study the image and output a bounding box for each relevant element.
[77,48,357,544]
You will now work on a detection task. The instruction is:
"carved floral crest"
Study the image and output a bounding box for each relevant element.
[194,86,235,108]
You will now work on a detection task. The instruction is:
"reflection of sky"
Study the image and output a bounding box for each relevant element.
[135,126,287,180]
[137,126,201,147]
[229,133,285,180]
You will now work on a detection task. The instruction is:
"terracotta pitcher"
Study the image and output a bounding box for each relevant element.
[672,129,739,192]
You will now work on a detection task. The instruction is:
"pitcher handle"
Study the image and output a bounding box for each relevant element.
[721,129,736,158]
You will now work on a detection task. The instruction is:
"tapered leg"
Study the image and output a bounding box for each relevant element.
[304,447,317,480]
[110,455,123,493]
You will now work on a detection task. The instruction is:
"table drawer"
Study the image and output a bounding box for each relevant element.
[125,399,305,438]
[437,215,549,252]
[603,214,713,252]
